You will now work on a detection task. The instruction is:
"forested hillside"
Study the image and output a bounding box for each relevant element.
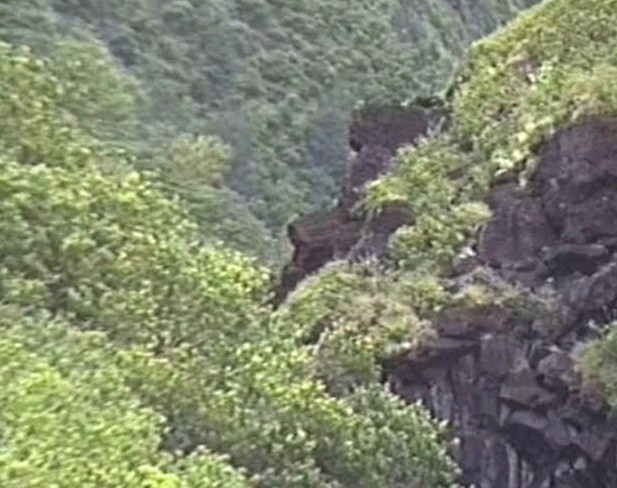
[0,0,535,261]
[0,40,462,486]
[9,0,617,487]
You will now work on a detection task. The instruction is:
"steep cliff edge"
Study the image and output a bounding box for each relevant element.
[275,104,445,303]
[280,114,617,488]
[276,1,617,487]
[390,118,617,488]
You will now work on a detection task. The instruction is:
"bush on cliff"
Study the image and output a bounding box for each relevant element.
[291,0,617,411]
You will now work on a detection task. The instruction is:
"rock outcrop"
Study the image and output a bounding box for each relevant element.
[390,318,617,488]
[280,112,617,487]
[389,118,617,488]
[275,104,445,303]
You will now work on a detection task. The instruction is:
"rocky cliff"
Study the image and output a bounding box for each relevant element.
[280,112,617,488]
[275,104,445,303]
[277,108,617,488]
[276,1,617,486]
[389,117,617,488]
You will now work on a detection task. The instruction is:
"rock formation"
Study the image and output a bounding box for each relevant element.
[275,104,444,303]
[389,118,617,488]
[280,113,617,487]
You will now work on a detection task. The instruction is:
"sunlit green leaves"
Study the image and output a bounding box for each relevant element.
[0,157,270,354]
[277,263,436,395]
[0,43,458,488]
[163,134,231,188]
[580,325,617,409]
[454,0,617,177]
[0,311,253,488]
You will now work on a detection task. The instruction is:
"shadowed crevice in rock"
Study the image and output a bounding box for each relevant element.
[275,104,445,303]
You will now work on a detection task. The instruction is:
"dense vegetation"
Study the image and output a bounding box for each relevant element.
[11,0,617,486]
[0,0,535,261]
[0,38,461,487]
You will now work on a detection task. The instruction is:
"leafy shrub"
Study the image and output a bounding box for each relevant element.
[580,325,617,409]
[0,43,460,488]
[0,157,270,353]
[0,308,253,488]
[163,134,231,188]
[277,264,437,395]
[125,342,460,488]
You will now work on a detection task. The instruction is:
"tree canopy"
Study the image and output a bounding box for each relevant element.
[0,0,535,248]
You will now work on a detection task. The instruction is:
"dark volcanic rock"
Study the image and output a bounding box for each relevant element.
[479,118,617,290]
[535,119,617,245]
[563,262,617,325]
[479,180,555,286]
[390,118,617,488]
[537,351,575,390]
[390,329,617,488]
[500,365,558,409]
[543,244,610,278]
[276,208,363,300]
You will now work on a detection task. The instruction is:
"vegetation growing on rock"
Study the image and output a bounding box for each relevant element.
[9,0,617,487]
[276,263,438,395]
[356,0,613,271]
[296,0,617,418]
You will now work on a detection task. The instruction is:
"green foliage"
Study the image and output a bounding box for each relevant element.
[0,309,253,488]
[365,0,617,276]
[365,138,462,214]
[0,152,458,487]
[0,40,460,488]
[345,386,461,484]
[363,0,617,412]
[580,325,617,409]
[127,344,459,488]
[163,134,231,188]
[0,157,270,352]
[0,42,95,168]
[171,184,280,264]
[447,267,561,334]
[156,135,280,262]
[0,0,535,232]
[0,36,276,263]
[453,0,617,180]
[0,38,140,168]
[47,38,143,144]
[366,138,490,272]
[173,451,254,488]
[391,202,490,272]
[0,2,560,485]
[277,264,437,395]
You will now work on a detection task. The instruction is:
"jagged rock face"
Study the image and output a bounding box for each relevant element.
[390,326,617,488]
[479,118,617,330]
[275,105,444,303]
[278,111,617,486]
[390,118,617,488]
